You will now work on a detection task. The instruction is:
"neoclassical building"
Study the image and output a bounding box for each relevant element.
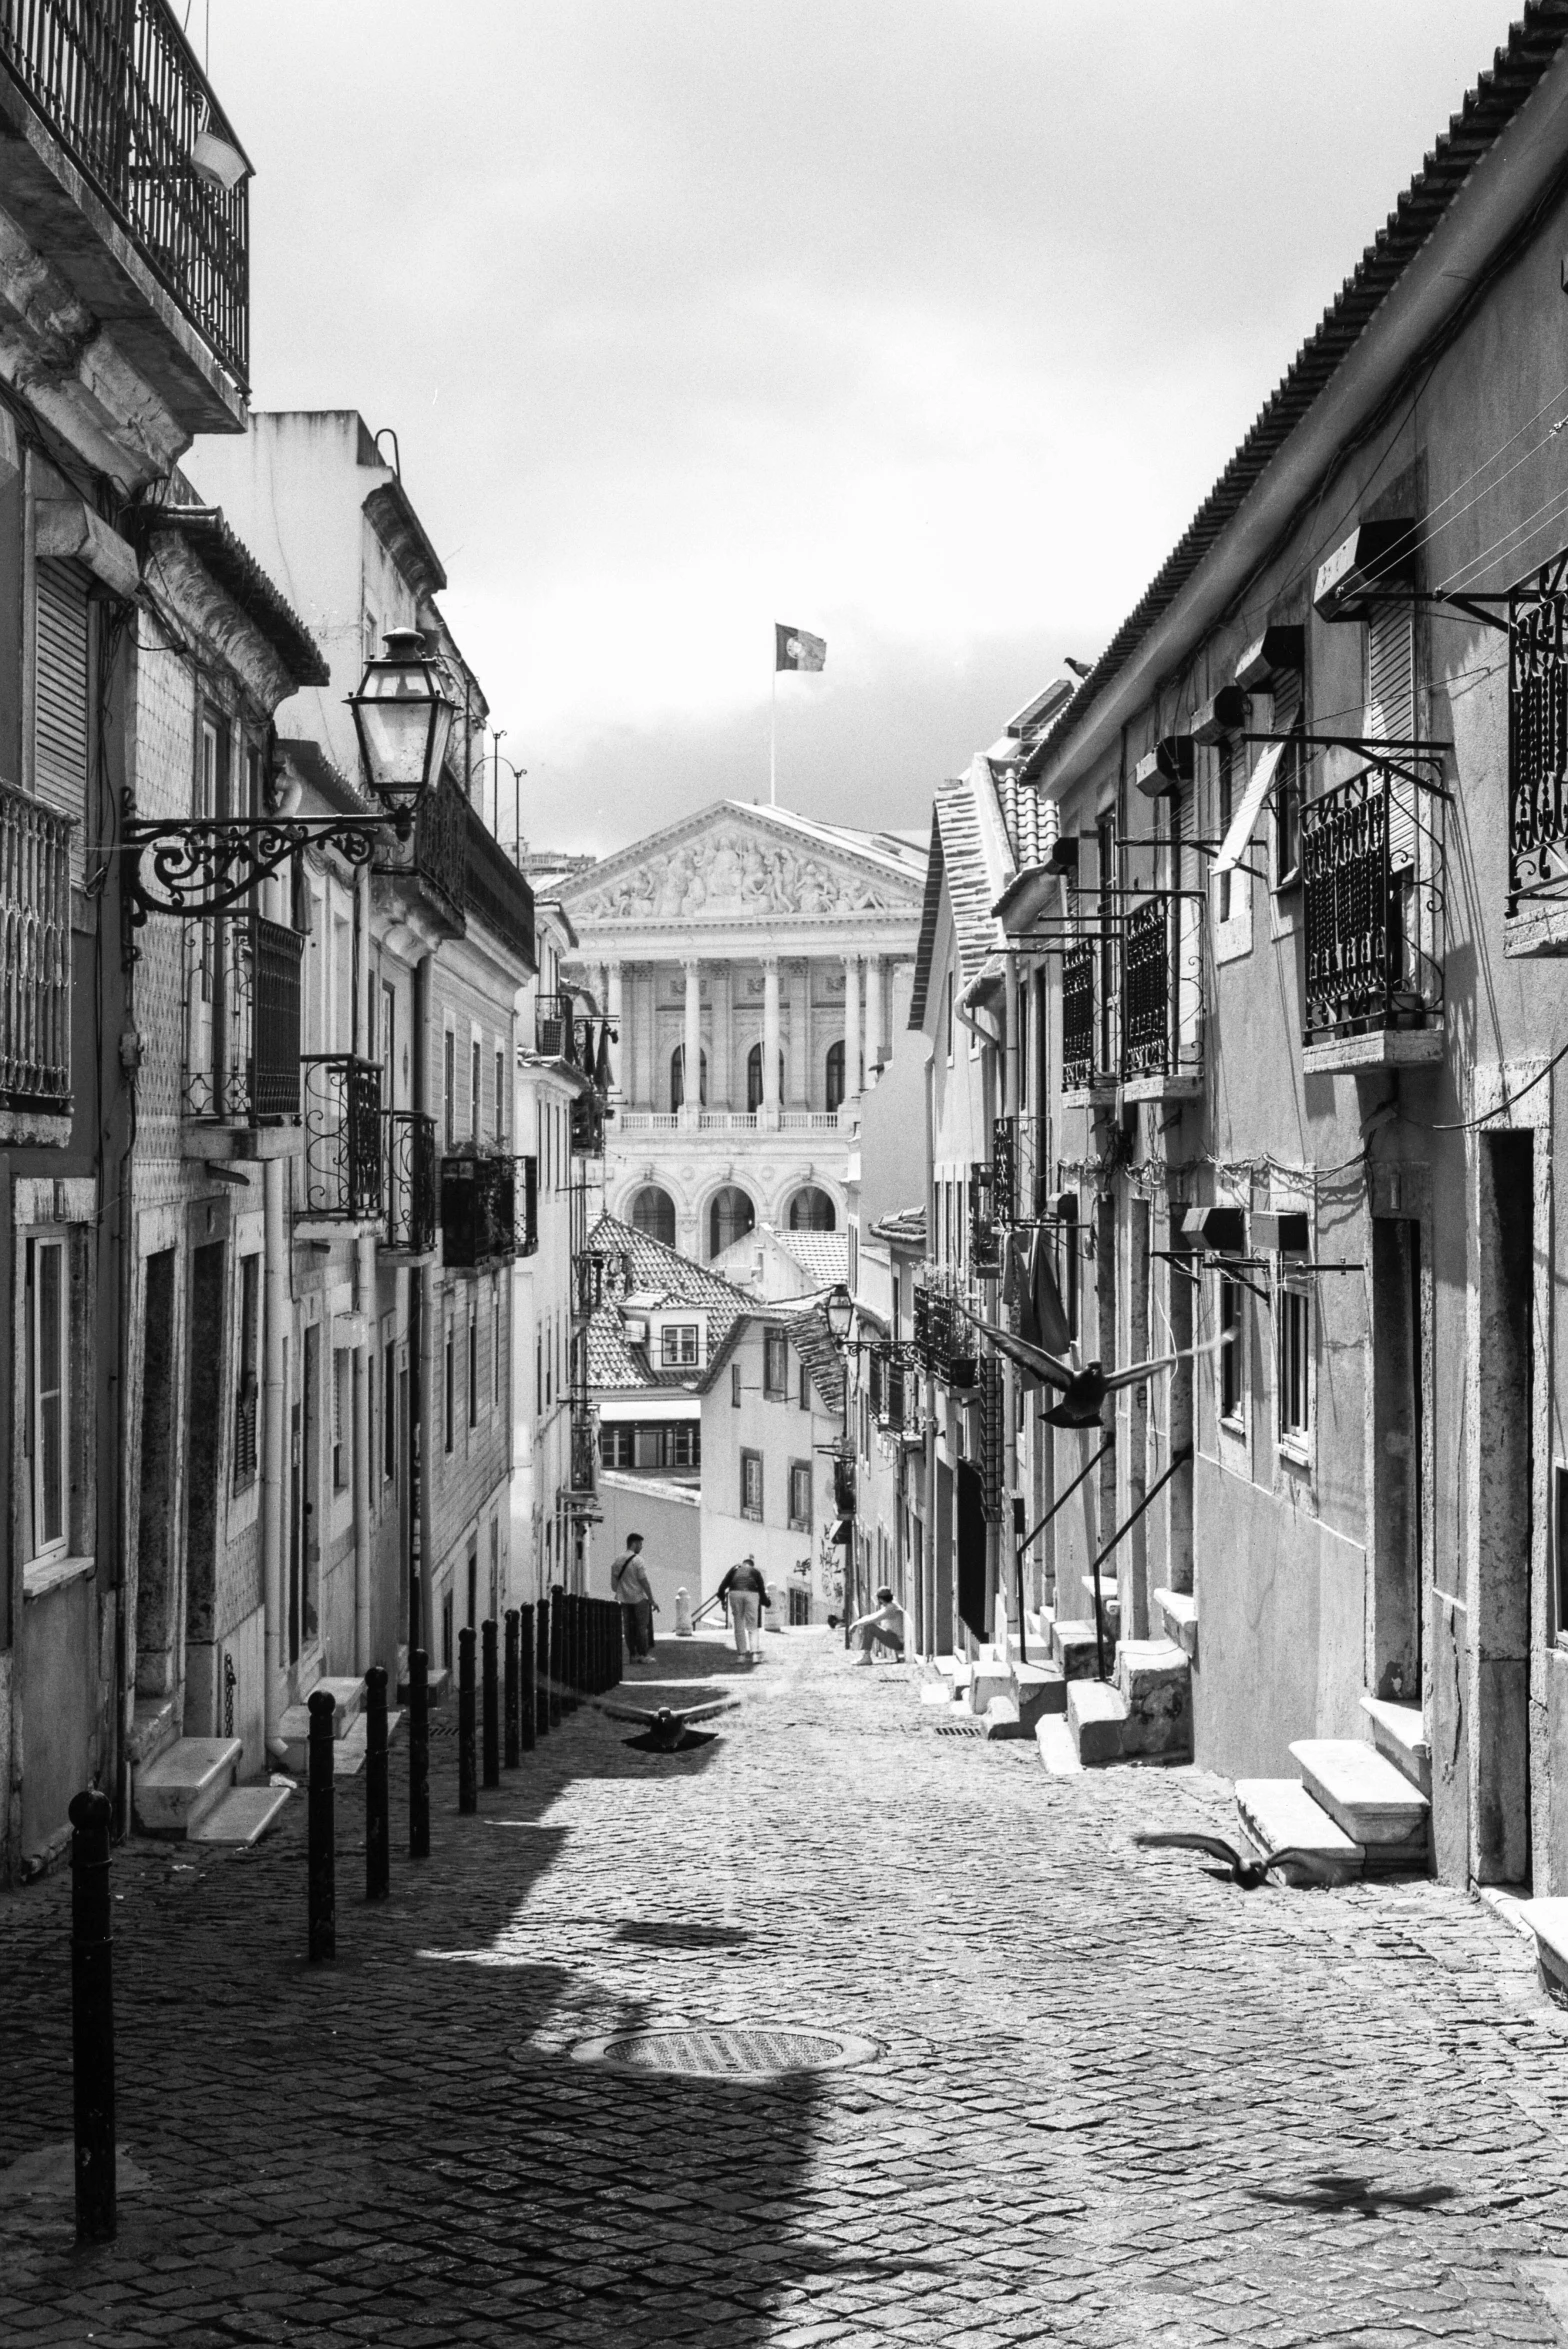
[554,804,926,1259]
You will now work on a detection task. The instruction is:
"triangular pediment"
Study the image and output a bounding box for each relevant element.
[558,802,925,928]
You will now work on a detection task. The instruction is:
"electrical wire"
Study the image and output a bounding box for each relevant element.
[1396,1036,1568,1133]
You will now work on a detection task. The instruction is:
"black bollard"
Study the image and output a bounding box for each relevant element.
[365,1665,389,1901]
[612,1597,624,1688]
[458,1627,477,1813]
[68,1789,115,2244]
[482,1618,501,1790]
[548,1591,563,1728]
[521,1602,537,1751]
[308,1688,337,1962]
[409,1646,430,1859]
[595,1599,606,1692]
[535,1597,550,1739]
[504,1609,521,1769]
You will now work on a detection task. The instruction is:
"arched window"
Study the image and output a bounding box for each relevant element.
[825,1039,845,1112]
[746,1042,786,1113]
[671,1044,707,1111]
[788,1186,836,1233]
[708,1185,755,1258]
[629,1186,676,1247]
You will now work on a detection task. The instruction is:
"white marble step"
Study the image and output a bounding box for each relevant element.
[1035,1714,1083,1776]
[1289,1738,1430,1855]
[1067,1679,1128,1767]
[188,1784,292,1845]
[1515,1899,1568,2005]
[331,1709,403,1778]
[1153,1586,1198,1661]
[136,1737,241,1834]
[1236,1777,1364,1883]
[1359,1696,1432,1799]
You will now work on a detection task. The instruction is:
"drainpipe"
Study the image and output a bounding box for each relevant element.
[352,860,373,1669]
[261,1153,286,1748]
[416,949,438,1659]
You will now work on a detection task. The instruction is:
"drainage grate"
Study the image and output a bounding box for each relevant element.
[573,2025,879,2078]
[935,1720,984,1738]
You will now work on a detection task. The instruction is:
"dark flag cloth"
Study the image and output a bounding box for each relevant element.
[775,623,826,672]
[1026,1230,1073,1357]
[956,1460,990,1641]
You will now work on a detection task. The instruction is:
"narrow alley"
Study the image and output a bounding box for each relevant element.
[6,1633,1568,2347]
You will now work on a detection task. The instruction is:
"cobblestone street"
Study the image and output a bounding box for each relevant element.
[7,1629,1568,2346]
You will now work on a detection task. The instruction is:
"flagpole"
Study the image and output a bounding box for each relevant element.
[770,656,777,808]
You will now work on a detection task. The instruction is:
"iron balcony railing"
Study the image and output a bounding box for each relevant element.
[464,804,534,969]
[536,991,595,1064]
[183,910,301,1125]
[912,1275,974,1386]
[572,1249,611,1320]
[0,0,250,385]
[516,1151,538,1257]
[300,1053,382,1222]
[566,1400,599,1504]
[1120,890,1203,1085]
[1509,548,1568,915]
[1302,762,1444,1044]
[1061,941,1104,1094]
[383,1110,436,1257]
[0,776,71,1111]
[441,1150,517,1270]
[413,767,467,927]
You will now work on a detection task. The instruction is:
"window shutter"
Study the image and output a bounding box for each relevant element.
[1367,604,1417,872]
[34,558,88,891]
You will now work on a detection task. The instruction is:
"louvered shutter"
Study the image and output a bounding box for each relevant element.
[1367,604,1416,871]
[34,558,87,891]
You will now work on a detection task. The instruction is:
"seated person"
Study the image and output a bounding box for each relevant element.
[848,1588,907,1665]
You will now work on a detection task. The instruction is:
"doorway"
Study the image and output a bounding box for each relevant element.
[1370,1217,1427,1703]
[182,1242,225,1732]
[935,1458,954,1653]
[135,1251,178,1697]
[292,1325,320,1666]
[1475,1129,1535,1886]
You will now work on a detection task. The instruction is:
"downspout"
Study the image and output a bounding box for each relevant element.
[261,1154,286,1751]
[352,861,373,1668]
[417,950,438,1659]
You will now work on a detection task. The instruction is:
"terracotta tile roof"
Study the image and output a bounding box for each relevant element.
[585,1214,752,1395]
[909,759,1016,1023]
[766,1229,849,1287]
[701,1298,847,1417]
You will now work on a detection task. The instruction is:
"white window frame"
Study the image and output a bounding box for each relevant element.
[1216,1268,1247,1441]
[25,1230,69,1563]
[1277,1279,1313,1467]
[659,1321,700,1368]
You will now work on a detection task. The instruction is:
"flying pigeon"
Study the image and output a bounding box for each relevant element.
[1134,1831,1339,1889]
[591,1696,737,1753]
[962,1308,1230,1428]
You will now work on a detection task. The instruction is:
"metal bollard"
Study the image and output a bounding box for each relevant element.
[458,1626,477,1814]
[409,1646,430,1859]
[365,1665,389,1901]
[308,1688,337,1962]
[548,1591,563,1727]
[68,1789,115,2244]
[521,1602,537,1751]
[536,1597,550,1738]
[613,1597,624,1688]
[482,1618,501,1790]
[504,1609,521,1769]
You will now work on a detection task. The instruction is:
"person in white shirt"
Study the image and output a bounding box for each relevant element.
[610,1534,659,1661]
[848,1588,907,1665]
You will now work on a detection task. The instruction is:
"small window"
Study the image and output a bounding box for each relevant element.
[234,1253,260,1492]
[670,1422,700,1469]
[788,1461,812,1529]
[740,1449,763,1521]
[495,1044,506,1142]
[731,1362,742,1408]
[443,1030,456,1150]
[660,1322,699,1367]
[599,1423,635,1469]
[332,1348,350,1489]
[1278,1286,1311,1449]
[764,1329,789,1398]
[383,1339,397,1482]
[1218,1276,1244,1428]
[444,1318,455,1452]
[825,1039,845,1113]
[799,1360,811,1411]
[492,1281,501,1408]
[471,1037,482,1140]
[468,1313,479,1428]
[24,1234,68,1560]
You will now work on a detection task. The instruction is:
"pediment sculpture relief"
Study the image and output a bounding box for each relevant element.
[574,828,906,922]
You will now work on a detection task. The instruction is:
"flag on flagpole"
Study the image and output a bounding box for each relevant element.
[775,623,826,672]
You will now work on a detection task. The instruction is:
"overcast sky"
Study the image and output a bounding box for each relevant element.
[203,1,1512,855]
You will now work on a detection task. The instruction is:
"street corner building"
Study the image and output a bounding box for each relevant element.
[846,4,1568,1917]
[0,29,608,1878]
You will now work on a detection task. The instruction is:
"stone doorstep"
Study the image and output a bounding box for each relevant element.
[1035,1712,1083,1776]
[1235,1777,1365,1884]
[1113,1640,1193,1761]
[1289,1737,1431,1851]
[331,1709,404,1778]
[1011,1660,1067,1725]
[135,1737,241,1835]
[1066,1679,1129,1767]
[968,1665,1015,1715]
[1079,1574,1121,1626]
[127,1693,180,1770]
[1153,1587,1198,1662]
[1051,1620,1106,1680]
[1359,1693,1432,1800]
[187,1783,292,1846]
[1514,1899,1568,2007]
[981,1696,1024,1740]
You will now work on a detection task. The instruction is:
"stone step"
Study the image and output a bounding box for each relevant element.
[1012,1660,1066,1726]
[1066,1679,1129,1767]
[278,1677,373,1772]
[968,1661,1015,1715]
[981,1696,1023,1740]
[1235,1777,1365,1884]
[1359,1695,1432,1800]
[127,1693,180,1769]
[135,1737,241,1835]
[187,1784,292,1846]
[332,1710,403,1778]
[1153,1586,1198,1662]
[1050,1619,1106,1680]
[1035,1714,1083,1776]
[1079,1575,1121,1630]
[1114,1639,1193,1761]
[1515,1899,1568,2008]
[1289,1738,1430,1865]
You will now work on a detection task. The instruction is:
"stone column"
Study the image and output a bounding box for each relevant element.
[605,958,622,1097]
[867,954,887,1080]
[762,957,781,1129]
[843,954,862,1104]
[715,963,733,1109]
[682,956,701,1123]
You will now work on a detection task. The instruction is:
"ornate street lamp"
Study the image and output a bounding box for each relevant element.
[125,628,458,921]
[824,1281,854,1346]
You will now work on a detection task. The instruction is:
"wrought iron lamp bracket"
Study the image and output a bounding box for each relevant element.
[123,808,396,921]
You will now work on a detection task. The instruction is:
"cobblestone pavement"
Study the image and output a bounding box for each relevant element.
[8,1631,1568,2345]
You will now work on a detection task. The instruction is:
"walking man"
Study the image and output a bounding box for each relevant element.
[715,1553,770,1661]
[611,1533,658,1662]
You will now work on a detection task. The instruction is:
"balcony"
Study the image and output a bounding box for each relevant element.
[516,1152,538,1257]
[464,806,535,970]
[1120,890,1204,1103]
[376,766,468,935]
[441,1151,516,1272]
[1507,555,1568,954]
[0,0,249,419]
[0,777,71,1140]
[182,911,302,1161]
[912,1276,975,1390]
[298,1054,382,1230]
[535,991,592,1064]
[1301,762,1444,1074]
[563,1400,601,1517]
[382,1110,436,1259]
[571,1249,609,1321]
[1060,941,1116,1109]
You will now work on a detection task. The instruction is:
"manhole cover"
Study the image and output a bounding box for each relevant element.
[572,2025,879,2077]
